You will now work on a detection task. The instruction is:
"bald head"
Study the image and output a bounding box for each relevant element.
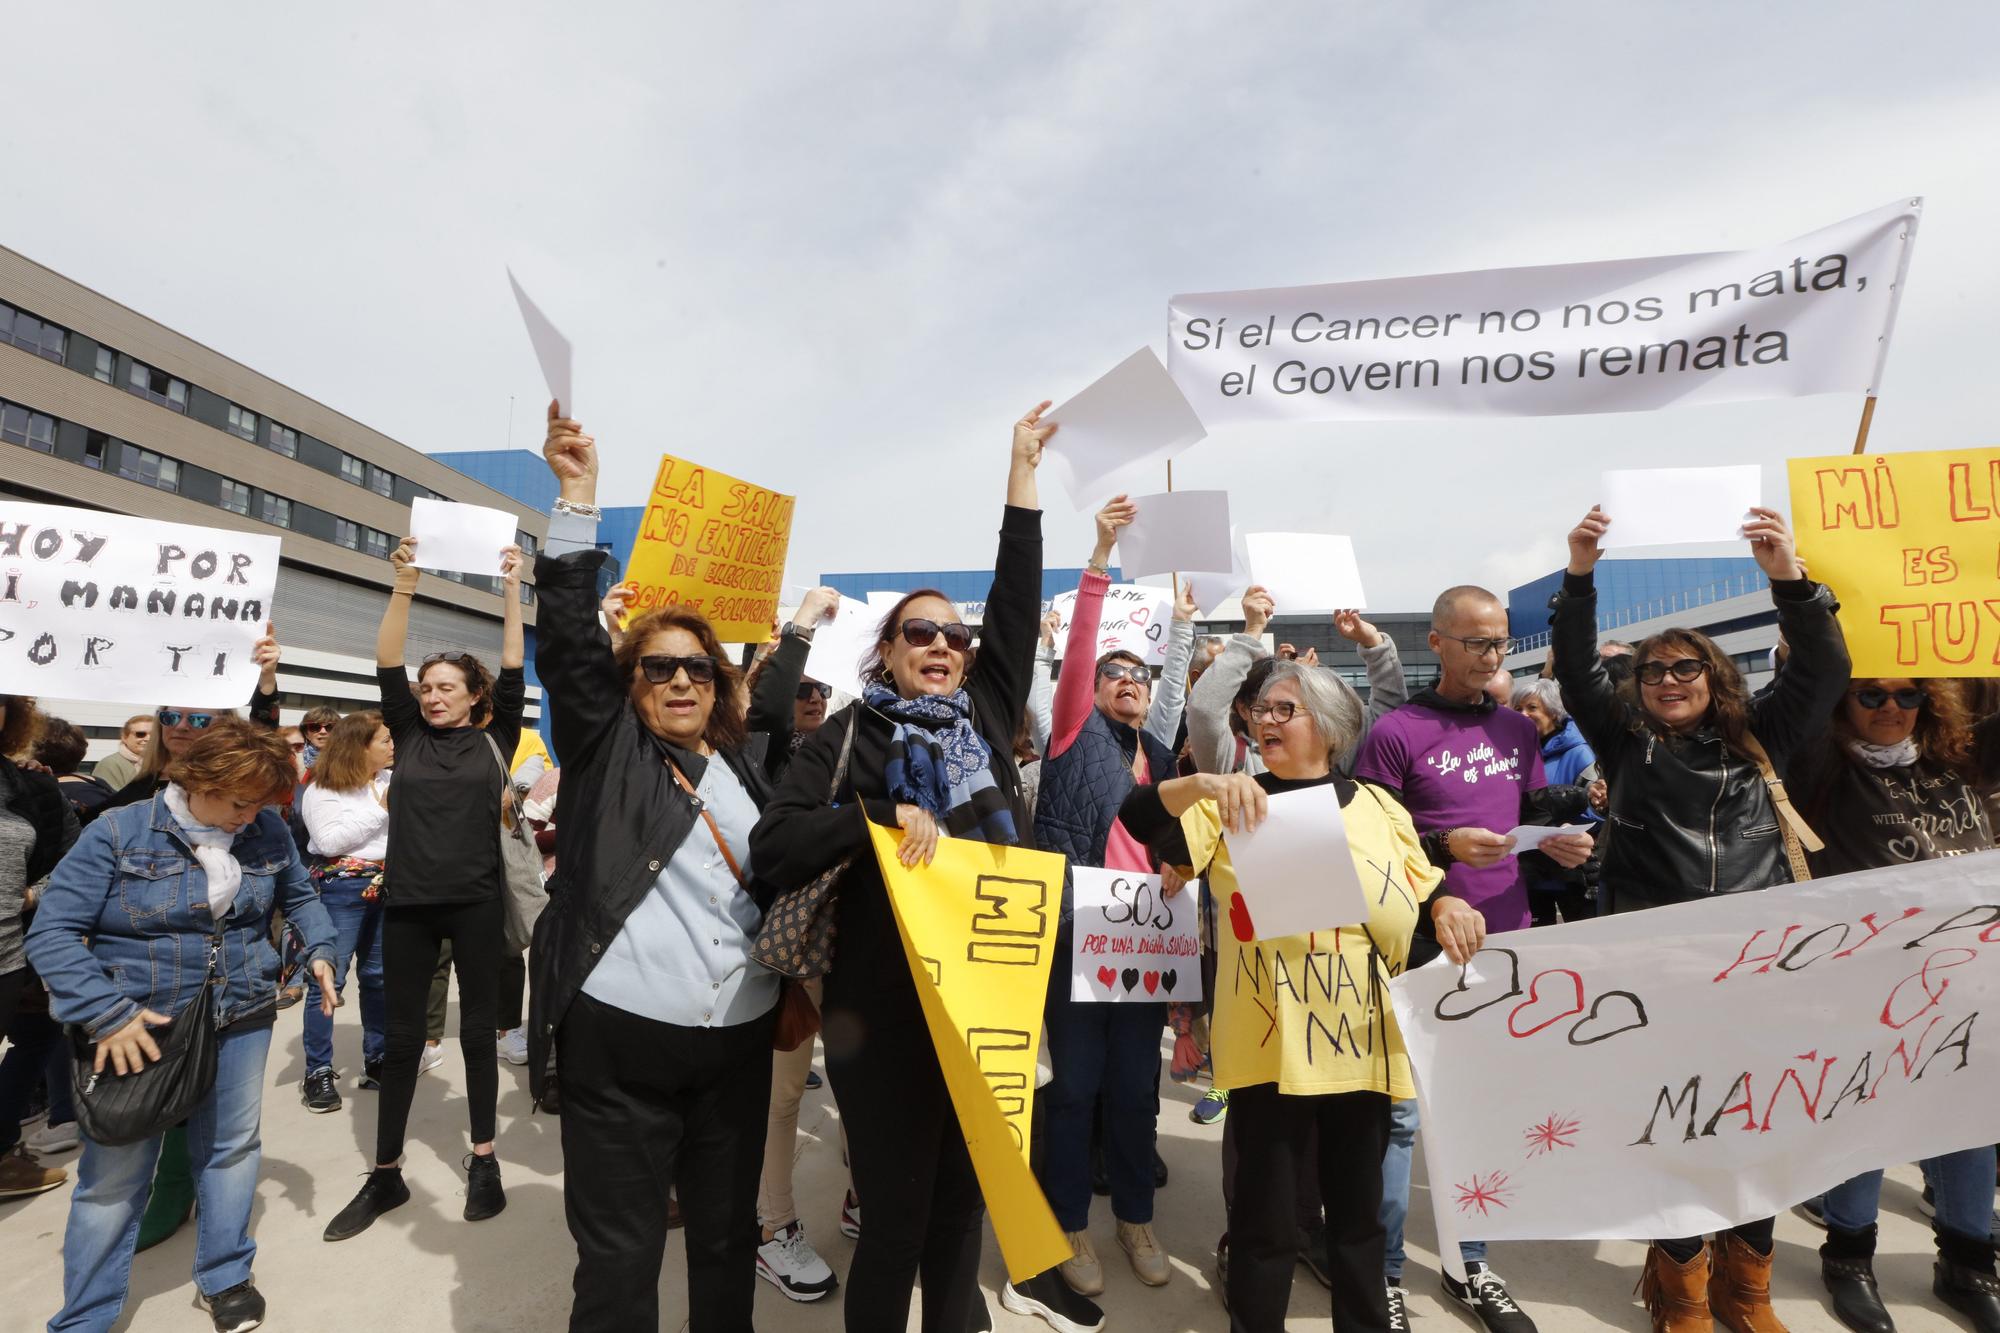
[1432,584,1503,632]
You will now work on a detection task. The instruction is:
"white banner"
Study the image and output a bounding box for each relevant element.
[1069,867,1203,1003]
[0,502,282,707]
[1051,583,1173,667]
[1389,852,2000,1242]
[1170,198,1921,427]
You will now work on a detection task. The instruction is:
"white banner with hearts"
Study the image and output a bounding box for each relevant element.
[1069,867,1203,1004]
[1050,584,1172,668]
[1388,852,2000,1242]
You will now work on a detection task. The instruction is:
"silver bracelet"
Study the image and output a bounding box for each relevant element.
[552,498,602,519]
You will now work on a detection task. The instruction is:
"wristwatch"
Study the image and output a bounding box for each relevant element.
[781,621,816,643]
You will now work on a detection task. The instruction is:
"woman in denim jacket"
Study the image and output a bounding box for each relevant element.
[27,717,336,1333]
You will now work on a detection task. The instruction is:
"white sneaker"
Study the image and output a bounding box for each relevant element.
[25,1120,81,1155]
[418,1042,446,1075]
[756,1220,839,1301]
[496,1028,529,1066]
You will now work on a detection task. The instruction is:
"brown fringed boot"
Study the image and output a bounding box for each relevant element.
[1639,1242,1715,1333]
[1711,1231,1789,1332]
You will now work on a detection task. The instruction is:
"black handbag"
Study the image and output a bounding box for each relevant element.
[68,935,222,1148]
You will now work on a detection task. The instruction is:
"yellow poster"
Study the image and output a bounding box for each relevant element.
[622,451,795,643]
[865,822,1072,1284]
[1788,446,2000,676]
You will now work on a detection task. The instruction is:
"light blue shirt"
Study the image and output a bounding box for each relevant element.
[579,721,780,1028]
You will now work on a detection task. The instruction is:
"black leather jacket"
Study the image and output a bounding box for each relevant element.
[1551,571,1848,912]
[525,545,775,1111]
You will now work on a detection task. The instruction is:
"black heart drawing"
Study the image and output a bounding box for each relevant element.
[1121,968,1141,993]
[1433,947,1522,1022]
[1567,990,1649,1046]
[1160,969,1178,994]
[1146,621,1165,642]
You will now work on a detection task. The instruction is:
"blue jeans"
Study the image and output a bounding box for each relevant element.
[1823,1145,1998,1243]
[1382,1097,1486,1281]
[51,1021,274,1333]
[301,872,385,1075]
[1038,946,1166,1231]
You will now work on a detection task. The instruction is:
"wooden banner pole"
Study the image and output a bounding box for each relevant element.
[1851,396,1878,455]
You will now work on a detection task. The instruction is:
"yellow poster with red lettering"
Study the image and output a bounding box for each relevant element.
[866,822,1072,1284]
[1788,446,2000,676]
[622,452,795,643]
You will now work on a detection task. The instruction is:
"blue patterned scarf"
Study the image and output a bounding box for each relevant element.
[862,683,1018,846]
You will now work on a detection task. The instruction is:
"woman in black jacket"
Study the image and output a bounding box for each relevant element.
[745,585,841,786]
[1554,504,1849,1333]
[749,404,1051,1333]
[527,401,783,1332]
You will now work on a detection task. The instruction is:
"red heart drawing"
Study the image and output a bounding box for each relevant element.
[1228,892,1256,943]
[1507,968,1586,1038]
[1130,606,1151,626]
[1097,965,1117,991]
[1142,971,1160,995]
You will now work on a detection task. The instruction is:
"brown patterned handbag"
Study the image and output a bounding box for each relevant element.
[750,707,857,980]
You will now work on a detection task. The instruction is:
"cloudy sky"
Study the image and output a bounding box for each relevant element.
[6,3,1996,610]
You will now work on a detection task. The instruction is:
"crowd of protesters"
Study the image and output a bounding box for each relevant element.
[1,401,1997,1333]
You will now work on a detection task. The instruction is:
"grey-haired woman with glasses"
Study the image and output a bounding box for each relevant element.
[325,534,525,1243]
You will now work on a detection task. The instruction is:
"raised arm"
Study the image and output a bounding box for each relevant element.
[1739,507,1849,758]
[1050,498,1134,757]
[1144,586,1198,751]
[968,406,1051,728]
[377,540,420,668]
[1027,611,1058,758]
[247,621,282,726]
[750,589,835,741]
[1186,585,1272,774]
[534,401,627,765]
[1549,506,1634,757]
[500,544,525,670]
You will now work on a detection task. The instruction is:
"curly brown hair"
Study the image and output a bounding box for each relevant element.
[1833,678,1977,779]
[1620,628,1756,756]
[614,606,746,750]
[417,652,496,726]
[165,716,299,805]
[0,695,41,761]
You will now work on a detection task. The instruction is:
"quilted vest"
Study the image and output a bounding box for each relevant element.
[1033,706,1176,921]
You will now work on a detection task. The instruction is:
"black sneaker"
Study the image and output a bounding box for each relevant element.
[1386,1282,1411,1332]
[1795,1196,1829,1229]
[301,1068,341,1114]
[1920,1183,1938,1219]
[356,1060,383,1091]
[1298,1222,1333,1289]
[1001,1269,1105,1333]
[1443,1262,1538,1333]
[324,1167,410,1241]
[201,1279,266,1332]
[464,1152,505,1221]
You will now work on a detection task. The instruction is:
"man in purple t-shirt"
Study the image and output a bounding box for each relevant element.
[1350,584,1594,1333]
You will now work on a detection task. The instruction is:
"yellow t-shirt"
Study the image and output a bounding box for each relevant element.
[1179,782,1441,1098]
[511,728,551,776]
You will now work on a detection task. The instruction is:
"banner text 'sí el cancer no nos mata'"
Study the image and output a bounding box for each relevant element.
[1390,853,2000,1243]
[1169,199,1920,426]
[1790,445,2000,677]
[622,452,795,644]
[0,503,282,707]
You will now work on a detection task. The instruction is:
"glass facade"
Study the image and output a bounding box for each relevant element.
[1507,557,1767,641]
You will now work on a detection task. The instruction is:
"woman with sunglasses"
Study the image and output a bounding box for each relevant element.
[323,536,525,1241]
[1555,503,1848,1333]
[1787,678,2000,1333]
[747,585,843,786]
[751,403,1051,1333]
[297,705,342,770]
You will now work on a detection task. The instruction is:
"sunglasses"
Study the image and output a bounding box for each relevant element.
[1098,662,1150,685]
[1436,631,1515,659]
[639,654,718,685]
[898,618,973,652]
[304,721,334,734]
[422,650,474,667]
[1634,658,1710,686]
[1248,700,1303,724]
[796,682,832,701]
[158,709,220,729]
[1851,685,1926,711]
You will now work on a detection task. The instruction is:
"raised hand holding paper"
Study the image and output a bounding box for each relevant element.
[1116,489,1233,579]
[1245,532,1367,613]
[1222,783,1367,938]
[1599,465,1761,548]
[1042,347,1207,510]
[1068,867,1203,1004]
[407,497,518,576]
[506,268,573,412]
[801,594,879,699]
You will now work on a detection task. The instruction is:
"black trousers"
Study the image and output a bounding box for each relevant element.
[1228,1083,1392,1332]
[558,991,774,1333]
[1528,884,1595,927]
[1659,1217,1774,1263]
[376,898,503,1163]
[823,980,985,1333]
[0,966,24,1045]
[498,952,526,1031]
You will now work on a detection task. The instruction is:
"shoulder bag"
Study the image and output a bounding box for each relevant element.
[69,934,221,1147]
[482,733,549,953]
[748,708,857,984]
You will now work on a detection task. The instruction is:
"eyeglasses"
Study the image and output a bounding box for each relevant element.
[1851,685,1926,710]
[158,710,219,729]
[1098,662,1150,685]
[639,654,718,685]
[1435,632,1515,659]
[1634,658,1711,686]
[288,741,307,753]
[796,682,832,701]
[422,651,472,666]
[1249,701,1303,724]
[898,619,973,652]
[304,722,334,734]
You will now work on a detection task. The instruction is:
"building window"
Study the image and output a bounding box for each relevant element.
[264,422,297,457]
[118,446,181,493]
[338,452,365,485]
[219,479,251,514]
[225,403,259,440]
[518,531,540,558]
[1,402,57,452]
[83,430,110,470]
[363,528,392,559]
[260,493,291,528]
[125,361,189,413]
[93,346,116,383]
[520,583,536,606]
[335,518,360,549]
[0,303,66,362]
[366,463,394,497]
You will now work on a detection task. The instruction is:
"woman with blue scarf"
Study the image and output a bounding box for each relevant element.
[751,403,1050,1333]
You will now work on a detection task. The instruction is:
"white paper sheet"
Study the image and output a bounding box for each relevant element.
[1043,347,1208,510]
[802,595,881,699]
[1181,526,1252,615]
[1599,465,1761,548]
[1505,823,1595,854]
[1222,784,1368,938]
[408,497,518,576]
[1244,532,1368,613]
[1115,489,1233,580]
[507,268,574,412]
[1068,868,1205,1004]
